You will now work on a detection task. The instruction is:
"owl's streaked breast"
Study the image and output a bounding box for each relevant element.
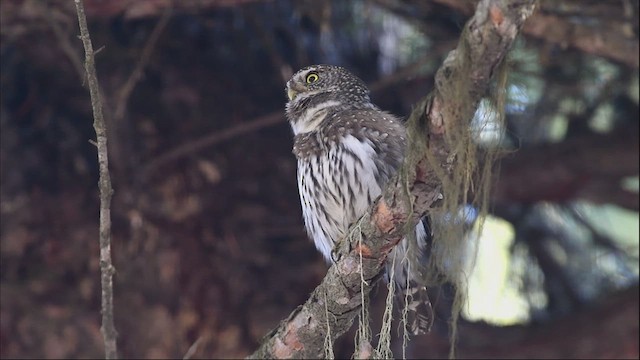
[296,133,384,260]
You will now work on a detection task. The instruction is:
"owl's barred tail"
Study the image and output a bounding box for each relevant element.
[386,218,434,335]
[399,283,434,335]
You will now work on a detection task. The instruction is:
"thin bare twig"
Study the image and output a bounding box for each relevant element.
[183,336,204,360]
[141,111,286,178]
[245,8,293,82]
[73,0,118,358]
[46,10,86,82]
[114,6,172,121]
[369,40,455,93]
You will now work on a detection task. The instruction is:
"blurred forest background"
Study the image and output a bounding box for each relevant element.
[0,0,638,358]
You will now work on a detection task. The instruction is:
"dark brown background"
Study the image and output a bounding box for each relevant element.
[1,0,638,358]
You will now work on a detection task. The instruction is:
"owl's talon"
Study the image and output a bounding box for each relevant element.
[330,248,340,264]
[330,241,346,264]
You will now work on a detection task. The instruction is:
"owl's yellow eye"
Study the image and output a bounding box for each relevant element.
[306,73,319,84]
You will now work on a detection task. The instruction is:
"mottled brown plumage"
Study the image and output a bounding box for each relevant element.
[285,64,433,335]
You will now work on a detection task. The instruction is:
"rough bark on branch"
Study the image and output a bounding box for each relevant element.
[248,1,536,358]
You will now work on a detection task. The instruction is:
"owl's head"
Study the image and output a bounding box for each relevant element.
[285,64,370,103]
[285,65,372,134]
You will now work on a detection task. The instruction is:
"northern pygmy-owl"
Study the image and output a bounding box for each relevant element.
[285,64,432,335]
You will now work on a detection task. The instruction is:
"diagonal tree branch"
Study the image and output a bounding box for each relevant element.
[248,0,536,358]
[494,128,640,210]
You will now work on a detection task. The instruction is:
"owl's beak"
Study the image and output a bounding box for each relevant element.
[287,88,297,101]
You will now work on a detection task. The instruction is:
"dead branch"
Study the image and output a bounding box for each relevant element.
[113,6,172,121]
[73,0,118,358]
[46,8,86,82]
[494,128,640,210]
[141,111,286,178]
[523,11,639,68]
[248,1,536,358]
